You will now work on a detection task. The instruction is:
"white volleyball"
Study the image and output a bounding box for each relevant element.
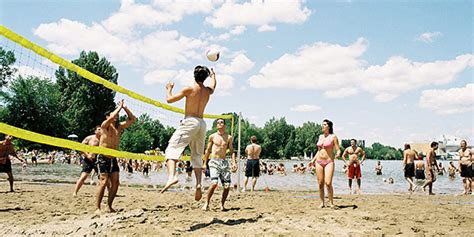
[206,48,220,62]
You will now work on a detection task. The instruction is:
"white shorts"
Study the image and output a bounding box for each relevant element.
[165,117,206,168]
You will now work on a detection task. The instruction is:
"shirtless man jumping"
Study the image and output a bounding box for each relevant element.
[342,139,366,194]
[160,66,216,202]
[202,118,237,211]
[0,135,26,192]
[403,144,417,192]
[73,126,101,196]
[96,100,136,213]
[422,142,440,195]
[458,140,472,195]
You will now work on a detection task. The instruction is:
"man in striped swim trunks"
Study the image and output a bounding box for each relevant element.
[202,118,237,211]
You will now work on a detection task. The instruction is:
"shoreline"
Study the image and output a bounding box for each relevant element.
[0,182,473,236]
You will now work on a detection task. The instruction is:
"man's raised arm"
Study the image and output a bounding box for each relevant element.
[120,102,136,130]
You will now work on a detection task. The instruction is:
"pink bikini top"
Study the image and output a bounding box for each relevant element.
[317,134,334,149]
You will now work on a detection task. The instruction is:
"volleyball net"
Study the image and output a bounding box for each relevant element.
[0,25,235,162]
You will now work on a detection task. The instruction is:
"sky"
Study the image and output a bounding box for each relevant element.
[1,0,473,147]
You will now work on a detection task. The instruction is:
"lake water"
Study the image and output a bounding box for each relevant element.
[2,159,466,195]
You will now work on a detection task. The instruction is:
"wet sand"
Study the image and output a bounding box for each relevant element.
[0,182,473,236]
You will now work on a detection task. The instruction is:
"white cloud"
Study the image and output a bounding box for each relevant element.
[258,24,276,32]
[217,53,255,74]
[230,25,246,35]
[14,66,51,80]
[248,38,368,93]
[361,54,473,102]
[418,84,474,115]
[34,19,206,69]
[206,0,311,30]
[103,0,219,35]
[290,104,321,112]
[415,31,443,43]
[248,38,473,102]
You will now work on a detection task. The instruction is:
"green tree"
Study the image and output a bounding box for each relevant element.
[56,51,118,140]
[0,76,66,148]
[261,117,295,159]
[293,121,322,157]
[0,47,17,88]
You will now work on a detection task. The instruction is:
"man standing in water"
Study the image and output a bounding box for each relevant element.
[422,142,440,195]
[402,144,417,192]
[342,139,366,194]
[73,126,101,196]
[202,118,237,211]
[96,100,136,213]
[0,135,26,192]
[242,135,262,192]
[161,66,216,202]
[458,140,472,195]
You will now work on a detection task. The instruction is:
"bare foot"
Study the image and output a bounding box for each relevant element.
[319,203,325,208]
[422,186,426,193]
[94,209,102,215]
[328,204,339,210]
[202,203,209,211]
[106,207,116,213]
[428,192,435,195]
[220,206,228,211]
[73,192,77,197]
[241,188,246,192]
[195,184,202,201]
[160,177,179,193]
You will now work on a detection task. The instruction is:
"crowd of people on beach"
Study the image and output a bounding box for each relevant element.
[1,66,472,212]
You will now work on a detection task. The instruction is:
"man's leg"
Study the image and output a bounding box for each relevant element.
[96,174,109,212]
[221,183,230,211]
[161,159,178,193]
[107,172,120,212]
[193,167,202,201]
[73,172,90,196]
[348,179,353,194]
[252,177,258,191]
[242,176,248,192]
[7,172,14,192]
[203,182,218,211]
[356,178,361,194]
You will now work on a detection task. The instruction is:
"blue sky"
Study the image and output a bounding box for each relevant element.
[1,0,473,147]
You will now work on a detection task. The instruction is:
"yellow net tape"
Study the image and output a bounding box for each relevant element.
[0,122,194,161]
[0,25,236,160]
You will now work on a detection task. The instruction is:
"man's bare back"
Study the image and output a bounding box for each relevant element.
[83,135,100,160]
[166,68,216,118]
[404,149,416,164]
[246,144,261,159]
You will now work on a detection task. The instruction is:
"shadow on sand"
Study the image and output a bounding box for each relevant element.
[188,215,263,232]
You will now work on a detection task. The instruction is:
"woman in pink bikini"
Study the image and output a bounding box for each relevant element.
[311,119,341,208]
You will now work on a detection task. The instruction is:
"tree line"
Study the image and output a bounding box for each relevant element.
[0,47,403,160]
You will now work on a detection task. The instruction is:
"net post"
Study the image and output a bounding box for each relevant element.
[237,112,242,192]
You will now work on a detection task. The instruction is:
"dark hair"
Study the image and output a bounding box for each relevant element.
[460,140,467,145]
[194,65,210,83]
[350,139,357,143]
[323,119,334,134]
[430,141,438,148]
[404,144,411,150]
[251,135,257,143]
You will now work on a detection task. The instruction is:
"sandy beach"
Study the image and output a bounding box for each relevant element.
[0,182,472,236]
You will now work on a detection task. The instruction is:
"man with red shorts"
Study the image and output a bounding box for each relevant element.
[342,139,366,194]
